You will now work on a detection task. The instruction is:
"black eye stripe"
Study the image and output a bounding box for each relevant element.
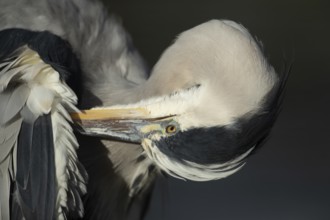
[155,110,278,164]
[153,67,288,165]
[157,126,245,164]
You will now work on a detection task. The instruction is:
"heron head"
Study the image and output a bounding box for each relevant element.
[72,20,286,181]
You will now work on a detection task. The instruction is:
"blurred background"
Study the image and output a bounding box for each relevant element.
[103,1,330,219]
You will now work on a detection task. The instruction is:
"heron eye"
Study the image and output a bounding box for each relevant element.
[166,125,177,134]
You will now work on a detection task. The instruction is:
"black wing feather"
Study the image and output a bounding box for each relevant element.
[11,115,56,220]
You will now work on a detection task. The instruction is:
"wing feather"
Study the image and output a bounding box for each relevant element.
[0,43,86,219]
[1,85,30,125]
[0,156,11,220]
[11,116,56,220]
[0,118,22,163]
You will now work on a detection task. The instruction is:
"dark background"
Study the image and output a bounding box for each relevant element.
[104,1,330,219]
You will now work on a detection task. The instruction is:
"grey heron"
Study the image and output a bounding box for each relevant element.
[0,0,288,219]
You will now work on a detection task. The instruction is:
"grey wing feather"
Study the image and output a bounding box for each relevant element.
[0,85,30,125]
[0,118,22,164]
[0,107,23,220]
[11,116,56,220]
[0,155,11,220]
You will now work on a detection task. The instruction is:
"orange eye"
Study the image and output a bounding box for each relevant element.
[166,125,177,134]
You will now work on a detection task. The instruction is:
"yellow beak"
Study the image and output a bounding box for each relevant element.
[70,107,177,143]
[70,108,150,121]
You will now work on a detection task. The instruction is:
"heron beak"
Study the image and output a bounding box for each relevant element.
[70,108,176,143]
